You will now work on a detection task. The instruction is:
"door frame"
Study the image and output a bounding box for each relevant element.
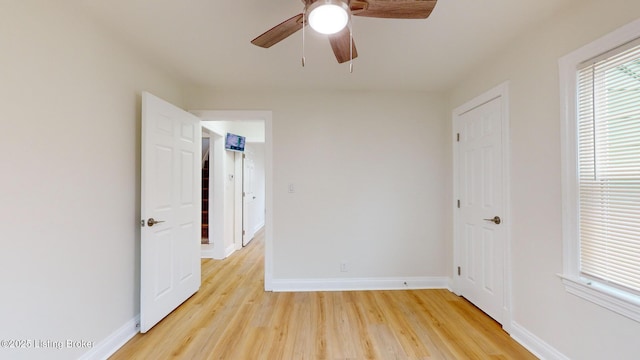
[190,110,273,291]
[451,81,512,332]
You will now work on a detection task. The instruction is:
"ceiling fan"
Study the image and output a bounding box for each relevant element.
[251,0,438,64]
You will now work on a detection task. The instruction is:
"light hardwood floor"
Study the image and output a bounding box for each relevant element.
[110,230,536,359]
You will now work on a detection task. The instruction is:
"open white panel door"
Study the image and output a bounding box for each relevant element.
[140,92,201,333]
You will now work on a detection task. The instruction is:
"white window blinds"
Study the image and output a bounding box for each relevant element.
[577,39,640,295]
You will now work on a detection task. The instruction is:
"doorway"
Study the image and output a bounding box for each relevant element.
[141,93,274,333]
[242,143,264,246]
[452,82,511,330]
[192,111,271,282]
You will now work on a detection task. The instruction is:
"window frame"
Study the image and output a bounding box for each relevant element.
[559,18,640,323]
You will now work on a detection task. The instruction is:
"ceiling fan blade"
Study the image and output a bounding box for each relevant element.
[328,27,358,64]
[351,0,437,19]
[251,14,305,48]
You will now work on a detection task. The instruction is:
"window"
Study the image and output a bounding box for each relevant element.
[577,41,640,295]
[560,19,640,322]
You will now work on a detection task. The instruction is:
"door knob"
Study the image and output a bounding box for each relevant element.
[483,216,501,225]
[147,218,165,227]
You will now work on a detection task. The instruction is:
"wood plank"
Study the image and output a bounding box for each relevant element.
[110,228,536,359]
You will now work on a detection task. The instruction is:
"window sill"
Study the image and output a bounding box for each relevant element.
[558,274,640,323]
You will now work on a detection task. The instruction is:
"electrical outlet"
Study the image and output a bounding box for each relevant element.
[340,262,348,272]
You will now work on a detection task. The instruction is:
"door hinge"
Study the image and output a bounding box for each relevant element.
[243,192,245,197]
[242,230,245,235]
[457,199,460,208]
[456,133,460,142]
[457,266,461,276]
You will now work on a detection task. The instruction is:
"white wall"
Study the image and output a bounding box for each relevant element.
[206,131,230,259]
[223,150,237,255]
[0,2,186,359]
[185,89,451,283]
[447,1,640,359]
[201,120,265,143]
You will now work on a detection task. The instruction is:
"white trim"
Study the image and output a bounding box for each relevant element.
[501,82,513,332]
[224,242,236,258]
[264,114,274,291]
[451,81,512,330]
[201,243,216,258]
[270,277,450,292]
[509,321,570,360]
[234,151,243,250]
[210,132,227,260]
[78,316,139,360]
[252,221,265,236]
[558,275,640,323]
[453,83,509,114]
[558,17,640,323]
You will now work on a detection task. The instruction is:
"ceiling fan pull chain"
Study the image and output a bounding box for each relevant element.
[302,7,306,67]
[349,21,354,73]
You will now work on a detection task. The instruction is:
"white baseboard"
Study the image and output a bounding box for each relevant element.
[224,243,236,258]
[201,243,236,259]
[252,222,265,235]
[510,321,569,360]
[270,276,450,292]
[201,243,216,258]
[78,315,139,360]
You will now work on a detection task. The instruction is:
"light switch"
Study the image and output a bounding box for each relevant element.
[288,183,295,193]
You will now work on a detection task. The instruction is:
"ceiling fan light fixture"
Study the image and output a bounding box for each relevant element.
[307,0,350,35]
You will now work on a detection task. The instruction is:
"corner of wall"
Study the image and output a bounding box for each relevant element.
[509,321,570,360]
[78,316,140,360]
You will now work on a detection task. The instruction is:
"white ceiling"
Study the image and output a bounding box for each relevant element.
[75,0,579,92]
